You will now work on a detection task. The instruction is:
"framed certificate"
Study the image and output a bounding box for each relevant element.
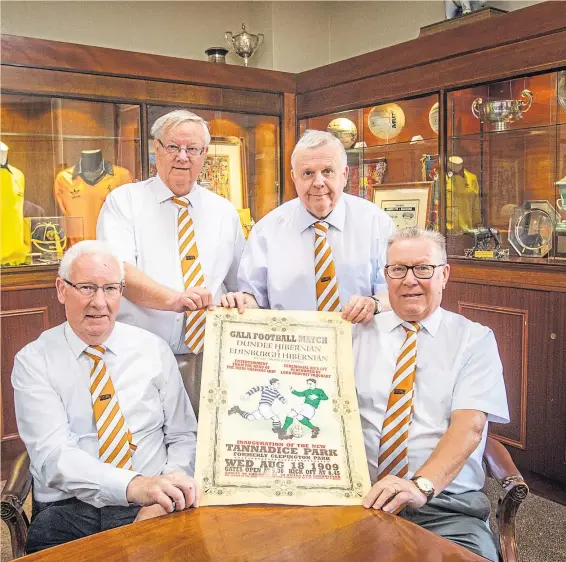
[195,308,370,507]
[372,181,432,229]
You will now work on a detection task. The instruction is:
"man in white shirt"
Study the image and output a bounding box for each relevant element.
[12,240,198,553]
[354,227,509,561]
[97,110,245,416]
[221,130,394,323]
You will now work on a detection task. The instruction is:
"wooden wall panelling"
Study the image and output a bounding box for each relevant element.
[457,302,527,449]
[295,2,566,93]
[297,31,566,118]
[282,93,297,202]
[1,67,283,116]
[0,35,296,94]
[443,282,564,482]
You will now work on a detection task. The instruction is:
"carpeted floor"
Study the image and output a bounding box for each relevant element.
[1,479,565,561]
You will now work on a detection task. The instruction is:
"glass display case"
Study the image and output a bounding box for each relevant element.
[299,94,440,231]
[1,95,141,268]
[446,70,566,262]
[147,106,281,238]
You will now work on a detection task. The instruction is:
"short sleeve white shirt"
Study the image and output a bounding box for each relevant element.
[237,194,395,310]
[353,307,509,493]
[97,176,246,354]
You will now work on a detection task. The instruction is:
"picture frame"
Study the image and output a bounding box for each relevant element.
[489,158,520,229]
[200,136,247,210]
[372,181,433,229]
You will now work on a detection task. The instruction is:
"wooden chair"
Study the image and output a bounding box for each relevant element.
[1,438,529,560]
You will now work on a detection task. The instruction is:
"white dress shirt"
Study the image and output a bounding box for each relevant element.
[238,194,395,310]
[12,321,197,508]
[97,176,246,354]
[353,307,509,494]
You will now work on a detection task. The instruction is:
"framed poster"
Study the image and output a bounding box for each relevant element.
[200,136,247,210]
[372,182,432,229]
[489,159,520,228]
[195,308,371,506]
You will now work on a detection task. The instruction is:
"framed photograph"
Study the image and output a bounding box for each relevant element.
[372,182,432,229]
[200,136,247,210]
[489,159,520,228]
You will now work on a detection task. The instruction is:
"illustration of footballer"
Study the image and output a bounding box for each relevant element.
[228,378,287,437]
[281,378,328,439]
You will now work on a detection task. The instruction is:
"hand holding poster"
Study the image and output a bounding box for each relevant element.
[195,308,370,506]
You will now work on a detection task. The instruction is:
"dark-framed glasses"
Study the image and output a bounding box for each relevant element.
[385,264,445,280]
[157,139,205,157]
[64,279,124,297]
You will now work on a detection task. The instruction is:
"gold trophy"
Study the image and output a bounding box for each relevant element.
[225,24,264,67]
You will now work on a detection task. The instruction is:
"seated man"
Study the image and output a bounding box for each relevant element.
[12,240,199,553]
[354,227,509,561]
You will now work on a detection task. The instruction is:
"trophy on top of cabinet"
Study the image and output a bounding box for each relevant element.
[471,89,533,131]
[225,24,264,67]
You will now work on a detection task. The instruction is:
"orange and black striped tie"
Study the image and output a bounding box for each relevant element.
[314,221,341,312]
[377,321,422,480]
[85,345,135,469]
[173,197,206,354]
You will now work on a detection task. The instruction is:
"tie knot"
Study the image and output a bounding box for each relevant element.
[314,221,329,237]
[172,196,189,209]
[402,321,422,334]
[85,345,106,361]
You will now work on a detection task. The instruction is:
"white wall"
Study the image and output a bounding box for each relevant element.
[0,1,546,72]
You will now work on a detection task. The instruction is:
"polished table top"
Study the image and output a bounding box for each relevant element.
[21,505,485,561]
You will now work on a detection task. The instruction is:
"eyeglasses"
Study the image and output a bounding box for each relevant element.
[385,264,446,280]
[64,279,124,297]
[157,139,205,157]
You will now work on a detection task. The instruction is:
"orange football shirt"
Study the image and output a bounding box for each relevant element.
[54,164,133,240]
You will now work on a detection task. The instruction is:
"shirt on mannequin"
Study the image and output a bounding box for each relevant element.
[353,307,509,494]
[238,193,394,310]
[12,321,197,508]
[97,175,245,354]
[1,165,29,265]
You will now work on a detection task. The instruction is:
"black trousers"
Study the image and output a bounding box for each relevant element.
[26,496,141,554]
[400,490,499,562]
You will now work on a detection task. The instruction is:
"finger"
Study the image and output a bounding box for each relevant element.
[382,491,410,514]
[166,475,197,509]
[161,481,186,512]
[235,294,246,314]
[220,295,228,307]
[344,301,365,322]
[372,486,397,510]
[226,293,236,309]
[341,301,354,319]
[190,292,203,309]
[151,489,175,513]
[359,310,374,324]
[200,290,213,308]
[362,484,383,509]
[183,297,197,311]
[195,481,202,508]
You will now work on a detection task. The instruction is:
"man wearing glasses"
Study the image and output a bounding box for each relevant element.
[12,241,198,553]
[97,110,245,416]
[354,227,508,561]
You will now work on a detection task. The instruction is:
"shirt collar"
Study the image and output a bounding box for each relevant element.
[296,195,346,234]
[71,159,114,180]
[153,174,202,212]
[64,322,119,358]
[376,307,443,337]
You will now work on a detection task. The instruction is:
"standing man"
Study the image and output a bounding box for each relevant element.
[12,241,198,553]
[281,378,328,439]
[355,227,509,561]
[98,110,246,415]
[221,130,395,323]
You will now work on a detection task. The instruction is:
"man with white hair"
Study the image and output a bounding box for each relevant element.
[12,240,198,553]
[97,110,245,415]
[222,129,394,321]
[356,227,508,561]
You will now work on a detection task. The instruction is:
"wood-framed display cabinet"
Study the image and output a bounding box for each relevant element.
[0,34,297,475]
[1,3,565,495]
[296,3,566,494]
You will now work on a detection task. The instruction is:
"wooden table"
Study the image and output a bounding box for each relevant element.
[21,505,485,561]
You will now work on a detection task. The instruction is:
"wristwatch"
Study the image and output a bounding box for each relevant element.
[410,476,435,502]
[370,295,382,315]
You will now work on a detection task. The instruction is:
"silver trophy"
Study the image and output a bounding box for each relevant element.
[471,89,533,131]
[225,23,264,67]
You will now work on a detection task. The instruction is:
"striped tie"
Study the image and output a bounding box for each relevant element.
[173,197,206,354]
[85,345,135,469]
[377,321,422,480]
[314,221,341,312]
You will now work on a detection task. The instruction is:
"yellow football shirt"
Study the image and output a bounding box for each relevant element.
[54,164,133,240]
[1,165,30,266]
[446,169,481,231]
